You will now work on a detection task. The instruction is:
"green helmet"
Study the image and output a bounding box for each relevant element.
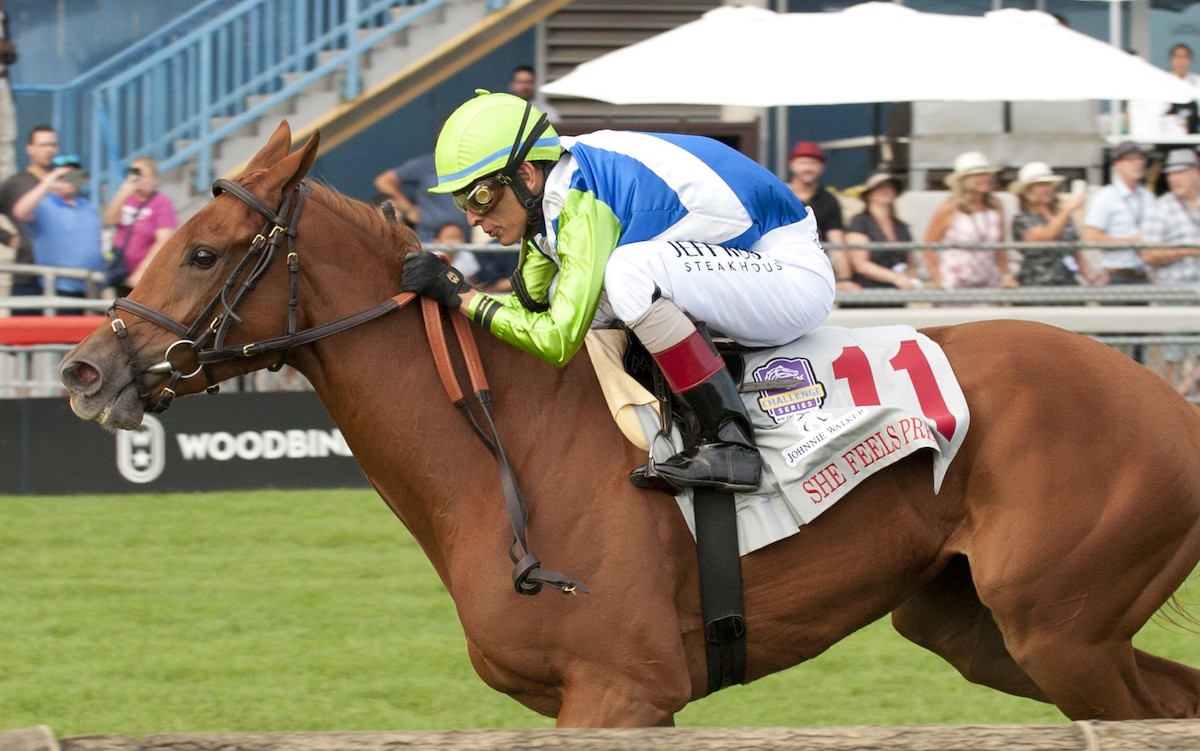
[429,90,562,195]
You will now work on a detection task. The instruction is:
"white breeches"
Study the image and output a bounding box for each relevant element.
[598,217,836,347]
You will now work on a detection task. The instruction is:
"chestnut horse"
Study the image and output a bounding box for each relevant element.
[59,123,1200,726]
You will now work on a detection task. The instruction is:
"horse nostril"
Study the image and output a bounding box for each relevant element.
[62,360,101,391]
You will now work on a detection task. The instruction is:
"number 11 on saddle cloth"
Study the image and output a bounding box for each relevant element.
[585,324,970,556]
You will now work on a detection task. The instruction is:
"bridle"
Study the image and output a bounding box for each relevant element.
[109,178,405,412]
[106,176,587,597]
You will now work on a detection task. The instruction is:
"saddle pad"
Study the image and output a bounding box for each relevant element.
[584,325,970,555]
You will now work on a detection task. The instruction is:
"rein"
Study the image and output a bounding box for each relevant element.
[107,177,587,597]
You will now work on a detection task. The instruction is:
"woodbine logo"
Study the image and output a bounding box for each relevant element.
[116,415,351,483]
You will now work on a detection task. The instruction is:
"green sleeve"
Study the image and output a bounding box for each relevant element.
[465,190,621,367]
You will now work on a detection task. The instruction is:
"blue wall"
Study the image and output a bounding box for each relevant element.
[7,0,217,83]
[305,34,540,202]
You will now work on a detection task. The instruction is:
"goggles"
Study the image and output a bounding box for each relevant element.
[454,176,505,215]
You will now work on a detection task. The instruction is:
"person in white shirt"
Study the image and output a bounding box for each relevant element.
[1082,140,1154,285]
[1165,43,1200,134]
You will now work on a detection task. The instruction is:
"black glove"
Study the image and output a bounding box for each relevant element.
[400,251,472,308]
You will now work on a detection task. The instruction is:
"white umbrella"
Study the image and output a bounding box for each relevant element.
[540,3,1200,107]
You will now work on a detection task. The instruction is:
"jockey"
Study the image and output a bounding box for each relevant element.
[400,90,835,493]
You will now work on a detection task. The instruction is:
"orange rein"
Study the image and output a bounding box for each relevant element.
[410,292,588,597]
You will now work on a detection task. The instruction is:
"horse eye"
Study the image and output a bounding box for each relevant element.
[189,248,218,269]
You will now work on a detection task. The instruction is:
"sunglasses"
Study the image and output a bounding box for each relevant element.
[454,176,505,215]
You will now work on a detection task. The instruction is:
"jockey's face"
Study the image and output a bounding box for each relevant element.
[462,162,543,246]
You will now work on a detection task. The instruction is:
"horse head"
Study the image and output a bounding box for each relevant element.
[59,120,418,430]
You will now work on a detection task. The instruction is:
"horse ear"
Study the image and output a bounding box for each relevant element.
[244,120,294,174]
[275,130,320,197]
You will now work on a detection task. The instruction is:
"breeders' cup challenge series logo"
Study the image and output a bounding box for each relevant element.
[754,357,826,424]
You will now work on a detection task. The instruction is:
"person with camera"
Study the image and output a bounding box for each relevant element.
[0,125,57,309]
[0,1,20,183]
[102,156,176,296]
[10,152,103,313]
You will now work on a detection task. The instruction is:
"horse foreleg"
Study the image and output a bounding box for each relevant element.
[891,555,1049,703]
[554,670,685,727]
[466,633,689,727]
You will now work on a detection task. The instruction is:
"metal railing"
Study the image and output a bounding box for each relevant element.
[6,241,1200,397]
[0,343,311,399]
[14,0,515,205]
[0,263,108,313]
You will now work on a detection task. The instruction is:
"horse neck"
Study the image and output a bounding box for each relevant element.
[287,279,563,586]
[269,199,463,574]
[277,197,627,591]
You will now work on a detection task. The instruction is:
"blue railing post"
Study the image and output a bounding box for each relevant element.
[88,95,103,207]
[196,32,215,194]
[344,0,361,100]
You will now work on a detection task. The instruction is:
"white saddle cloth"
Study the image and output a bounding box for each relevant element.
[585,324,970,556]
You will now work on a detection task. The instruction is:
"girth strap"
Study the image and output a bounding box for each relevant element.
[693,486,748,694]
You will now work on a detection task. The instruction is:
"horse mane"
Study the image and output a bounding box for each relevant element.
[304,179,421,259]
[236,166,421,260]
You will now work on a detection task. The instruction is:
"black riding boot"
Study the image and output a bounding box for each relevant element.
[630,367,761,493]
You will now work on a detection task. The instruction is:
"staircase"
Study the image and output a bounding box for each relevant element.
[40,0,571,222]
[21,0,722,223]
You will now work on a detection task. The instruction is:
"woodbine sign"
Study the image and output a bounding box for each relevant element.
[1,391,369,495]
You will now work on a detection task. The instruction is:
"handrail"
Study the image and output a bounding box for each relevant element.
[0,262,106,299]
[89,0,447,196]
[4,239,1200,312]
[824,241,1200,251]
[15,0,513,206]
[141,0,456,196]
[11,0,243,173]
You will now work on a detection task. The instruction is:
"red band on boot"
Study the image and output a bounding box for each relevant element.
[652,331,724,392]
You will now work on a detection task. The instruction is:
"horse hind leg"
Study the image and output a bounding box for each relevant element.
[891,555,1050,703]
[975,528,1200,719]
[891,559,1200,718]
[1130,648,1200,718]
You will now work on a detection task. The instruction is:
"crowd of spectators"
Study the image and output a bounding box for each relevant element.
[0,124,177,314]
[0,10,179,315]
[2,41,1199,395]
[811,137,1200,395]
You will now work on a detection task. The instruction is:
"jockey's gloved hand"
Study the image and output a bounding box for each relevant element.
[400,251,472,308]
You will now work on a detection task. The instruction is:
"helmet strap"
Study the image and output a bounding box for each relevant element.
[496,101,553,228]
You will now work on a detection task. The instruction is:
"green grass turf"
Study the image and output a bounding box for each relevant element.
[0,489,1196,734]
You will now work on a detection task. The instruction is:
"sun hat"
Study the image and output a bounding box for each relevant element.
[944,151,1000,188]
[845,171,903,199]
[1008,161,1066,195]
[1162,148,1200,173]
[430,89,562,195]
[789,141,826,163]
[1110,140,1148,162]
